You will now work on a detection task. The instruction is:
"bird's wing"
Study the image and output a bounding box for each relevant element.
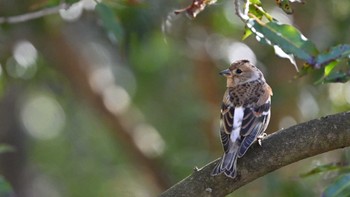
[237,99,271,157]
[220,103,234,154]
[220,102,246,154]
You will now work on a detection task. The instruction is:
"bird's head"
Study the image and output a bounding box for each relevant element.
[220,59,263,87]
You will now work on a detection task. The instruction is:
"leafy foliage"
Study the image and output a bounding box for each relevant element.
[176,0,350,83]
[246,18,318,69]
[245,1,350,83]
[95,2,124,42]
[323,174,350,197]
[314,45,350,68]
[300,162,350,197]
[300,163,350,178]
[275,0,295,14]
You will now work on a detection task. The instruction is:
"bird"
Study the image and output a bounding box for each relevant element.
[211,59,273,178]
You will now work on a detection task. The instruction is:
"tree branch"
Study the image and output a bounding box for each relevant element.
[0,2,69,24]
[234,0,248,22]
[160,111,350,197]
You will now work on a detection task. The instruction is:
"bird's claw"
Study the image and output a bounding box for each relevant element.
[257,133,267,146]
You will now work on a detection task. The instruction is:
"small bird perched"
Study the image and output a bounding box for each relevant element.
[212,59,273,178]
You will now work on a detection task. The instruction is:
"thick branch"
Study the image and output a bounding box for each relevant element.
[160,111,350,197]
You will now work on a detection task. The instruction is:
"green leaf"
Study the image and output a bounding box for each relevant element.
[243,0,274,40]
[324,61,338,76]
[323,174,350,197]
[248,3,264,19]
[247,19,319,67]
[0,176,13,196]
[321,71,350,83]
[0,144,15,154]
[300,163,350,178]
[315,44,350,68]
[247,0,274,21]
[304,44,350,83]
[250,0,262,4]
[310,61,338,85]
[95,3,124,42]
[275,0,294,14]
[242,27,253,40]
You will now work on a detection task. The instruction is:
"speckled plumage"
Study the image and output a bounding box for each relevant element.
[212,59,273,178]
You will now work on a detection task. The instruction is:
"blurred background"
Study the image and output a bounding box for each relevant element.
[0,0,349,196]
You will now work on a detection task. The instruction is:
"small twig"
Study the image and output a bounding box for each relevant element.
[252,4,274,21]
[248,13,266,25]
[234,0,248,22]
[0,3,69,24]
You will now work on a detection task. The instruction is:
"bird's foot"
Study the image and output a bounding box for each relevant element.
[257,133,268,146]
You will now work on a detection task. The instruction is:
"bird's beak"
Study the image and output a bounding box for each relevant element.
[219,69,231,77]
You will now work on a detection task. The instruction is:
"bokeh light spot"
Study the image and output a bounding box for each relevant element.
[20,94,66,140]
[13,40,38,68]
[328,83,347,106]
[279,116,297,129]
[59,1,83,21]
[6,57,37,79]
[227,42,256,64]
[7,40,38,79]
[103,85,130,115]
[133,124,165,158]
[89,67,115,94]
[298,88,319,120]
[344,83,350,104]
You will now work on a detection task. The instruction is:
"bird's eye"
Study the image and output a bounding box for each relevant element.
[235,69,242,74]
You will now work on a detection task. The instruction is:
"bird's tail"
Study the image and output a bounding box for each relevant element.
[211,151,238,178]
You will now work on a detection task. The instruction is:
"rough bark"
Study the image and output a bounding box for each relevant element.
[160,111,350,197]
